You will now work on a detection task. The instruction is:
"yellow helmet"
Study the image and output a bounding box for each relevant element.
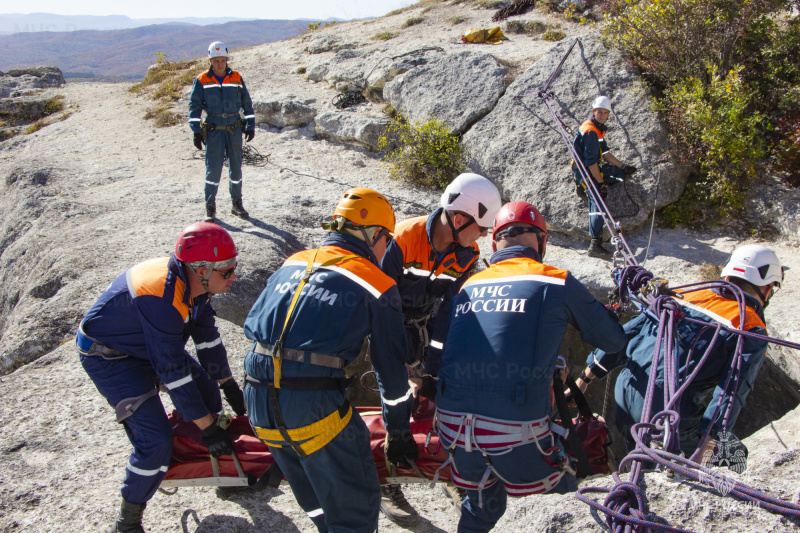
[333,188,395,232]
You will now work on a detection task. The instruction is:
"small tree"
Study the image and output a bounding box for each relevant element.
[378,116,467,189]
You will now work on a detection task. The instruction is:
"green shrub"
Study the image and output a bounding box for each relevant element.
[402,16,425,28]
[296,66,307,74]
[24,121,44,134]
[661,65,766,215]
[44,95,65,115]
[307,22,321,31]
[379,116,467,189]
[506,20,548,34]
[372,31,397,40]
[448,16,468,25]
[475,0,508,8]
[144,105,182,127]
[542,29,566,41]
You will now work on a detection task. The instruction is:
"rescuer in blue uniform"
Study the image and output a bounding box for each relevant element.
[242,188,416,533]
[78,222,246,533]
[435,201,627,533]
[572,95,637,257]
[189,41,256,222]
[378,172,502,526]
[578,244,786,462]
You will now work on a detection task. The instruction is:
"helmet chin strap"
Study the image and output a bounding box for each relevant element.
[445,211,475,243]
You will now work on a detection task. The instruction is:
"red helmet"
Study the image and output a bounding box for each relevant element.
[175,222,237,268]
[493,201,547,240]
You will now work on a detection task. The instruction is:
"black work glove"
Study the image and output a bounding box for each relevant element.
[599,182,608,199]
[201,423,234,458]
[220,378,246,416]
[244,130,255,142]
[193,132,204,150]
[624,164,637,177]
[385,431,418,467]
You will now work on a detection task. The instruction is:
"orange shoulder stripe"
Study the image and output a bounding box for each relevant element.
[676,289,766,332]
[127,257,189,320]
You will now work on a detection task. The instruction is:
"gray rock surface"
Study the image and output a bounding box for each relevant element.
[252,98,317,128]
[463,36,690,238]
[315,110,393,150]
[384,50,508,134]
[0,3,799,532]
[364,47,445,101]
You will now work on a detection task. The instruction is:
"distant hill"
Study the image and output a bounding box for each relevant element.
[0,13,251,34]
[0,19,312,78]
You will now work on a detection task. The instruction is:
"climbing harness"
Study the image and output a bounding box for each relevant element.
[533,37,800,532]
[432,408,569,508]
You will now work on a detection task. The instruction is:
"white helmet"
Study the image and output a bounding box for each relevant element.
[441,173,502,228]
[208,41,228,58]
[592,95,612,111]
[721,244,787,288]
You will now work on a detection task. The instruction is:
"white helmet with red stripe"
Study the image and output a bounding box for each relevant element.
[721,244,786,288]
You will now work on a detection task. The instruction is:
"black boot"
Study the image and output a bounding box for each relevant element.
[108,498,146,533]
[204,202,216,223]
[380,484,419,527]
[231,199,249,219]
[588,238,612,258]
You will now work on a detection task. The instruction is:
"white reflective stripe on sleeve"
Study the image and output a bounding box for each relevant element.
[125,269,137,298]
[205,181,220,187]
[591,354,609,374]
[221,83,242,88]
[196,337,222,351]
[243,114,255,119]
[229,179,241,185]
[588,211,604,216]
[464,274,565,287]
[405,267,432,277]
[165,374,193,390]
[429,340,443,350]
[127,462,169,477]
[382,387,413,406]
[189,118,201,123]
[307,509,324,518]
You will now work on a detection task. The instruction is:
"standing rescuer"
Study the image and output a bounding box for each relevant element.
[242,188,415,533]
[378,172,502,525]
[572,95,637,258]
[434,201,626,532]
[77,222,245,533]
[189,41,256,223]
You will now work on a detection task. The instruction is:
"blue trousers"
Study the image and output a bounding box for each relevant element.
[573,164,625,239]
[451,439,577,533]
[81,354,222,504]
[244,351,380,533]
[614,367,704,455]
[205,127,243,204]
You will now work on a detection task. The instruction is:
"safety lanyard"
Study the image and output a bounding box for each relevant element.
[271,249,357,388]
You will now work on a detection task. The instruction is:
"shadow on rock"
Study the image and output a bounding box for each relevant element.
[180,486,302,532]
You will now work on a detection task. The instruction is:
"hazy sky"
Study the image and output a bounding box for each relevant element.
[4,1,414,20]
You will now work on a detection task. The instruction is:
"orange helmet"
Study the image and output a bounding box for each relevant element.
[333,188,395,232]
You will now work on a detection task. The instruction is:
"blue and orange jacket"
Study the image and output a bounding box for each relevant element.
[188,67,255,133]
[437,246,626,421]
[79,254,231,421]
[573,118,611,168]
[380,207,480,371]
[587,287,768,439]
[243,234,413,433]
